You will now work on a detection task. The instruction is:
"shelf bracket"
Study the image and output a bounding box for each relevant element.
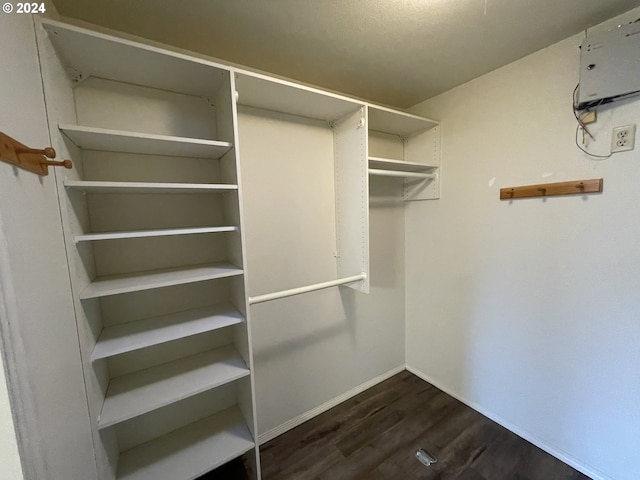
[0,131,72,176]
[66,67,88,86]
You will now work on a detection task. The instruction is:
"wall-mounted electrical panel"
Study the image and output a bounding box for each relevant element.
[578,21,640,110]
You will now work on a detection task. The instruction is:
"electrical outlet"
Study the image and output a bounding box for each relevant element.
[611,124,636,153]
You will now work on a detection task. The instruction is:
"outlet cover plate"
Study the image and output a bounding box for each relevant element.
[611,124,636,153]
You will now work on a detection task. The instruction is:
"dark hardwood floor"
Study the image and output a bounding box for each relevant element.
[202,371,590,479]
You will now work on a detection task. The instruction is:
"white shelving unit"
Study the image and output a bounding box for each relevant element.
[75,226,238,243]
[235,71,361,122]
[36,16,441,480]
[40,18,229,97]
[368,105,438,137]
[369,156,436,173]
[80,263,243,300]
[367,105,441,201]
[92,303,244,360]
[117,407,254,480]
[59,124,233,159]
[64,180,238,194]
[99,346,250,428]
[369,157,437,181]
[40,18,260,480]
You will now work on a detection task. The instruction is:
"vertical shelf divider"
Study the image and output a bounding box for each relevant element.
[334,107,370,293]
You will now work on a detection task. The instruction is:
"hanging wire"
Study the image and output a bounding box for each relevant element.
[572,84,611,159]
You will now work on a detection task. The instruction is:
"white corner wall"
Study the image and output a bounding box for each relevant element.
[0,355,22,480]
[0,13,96,480]
[406,8,640,480]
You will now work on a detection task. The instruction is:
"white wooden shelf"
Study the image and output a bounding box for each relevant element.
[116,406,254,480]
[369,156,436,172]
[74,226,238,243]
[235,71,363,122]
[42,19,229,97]
[59,124,232,159]
[80,263,243,300]
[64,180,238,195]
[99,345,250,429]
[92,303,244,361]
[368,105,438,137]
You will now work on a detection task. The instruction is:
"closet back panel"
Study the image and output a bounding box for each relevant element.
[92,235,230,276]
[405,127,441,167]
[82,151,222,184]
[369,131,404,160]
[115,383,238,452]
[106,329,234,377]
[74,78,218,139]
[237,106,338,294]
[86,194,226,231]
[99,279,234,327]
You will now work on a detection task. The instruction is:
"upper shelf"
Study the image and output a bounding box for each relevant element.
[42,19,229,97]
[368,105,438,137]
[65,180,238,195]
[235,71,364,122]
[59,125,232,159]
[369,157,436,172]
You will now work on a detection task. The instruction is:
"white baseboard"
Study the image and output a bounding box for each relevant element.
[405,365,611,480]
[258,364,406,445]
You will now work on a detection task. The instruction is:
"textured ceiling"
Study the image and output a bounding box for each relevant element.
[52,0,640,108]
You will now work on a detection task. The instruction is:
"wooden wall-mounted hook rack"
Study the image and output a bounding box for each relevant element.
[0,131,72,176]
[500,178,603,200]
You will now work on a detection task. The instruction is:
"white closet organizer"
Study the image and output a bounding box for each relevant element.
[235,72,371,297]
[368,105,441,200]
[39,19,259,480]
[34,17,440,480]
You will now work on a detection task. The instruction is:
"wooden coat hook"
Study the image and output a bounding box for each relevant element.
[0,131,72,176]
[500,178,603,200]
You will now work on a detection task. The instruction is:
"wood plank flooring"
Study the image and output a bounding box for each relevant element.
[202,371,591,479]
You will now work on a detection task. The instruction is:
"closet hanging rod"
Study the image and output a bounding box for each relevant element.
[248,273,367,305]
[369,169,436,180]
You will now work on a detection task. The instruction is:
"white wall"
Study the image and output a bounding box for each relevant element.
[407,8,640,480]
[237,107,406,438]
[0,355,22,480]
[0,13,96,480]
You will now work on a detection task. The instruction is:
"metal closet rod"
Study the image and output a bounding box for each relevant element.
[248,273,367,305]
[368,169,436,179]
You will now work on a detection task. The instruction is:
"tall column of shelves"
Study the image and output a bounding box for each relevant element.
[367,105,441,201]
[38,19,259,480]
